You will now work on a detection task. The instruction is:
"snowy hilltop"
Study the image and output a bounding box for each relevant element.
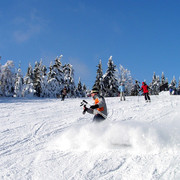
[0,92,180,179]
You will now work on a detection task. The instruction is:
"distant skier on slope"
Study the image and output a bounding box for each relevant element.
[82,87,107,122]
[118,82,126,101]
[61,87,67,101]
[139,82,151,102]
[134,80,140,96]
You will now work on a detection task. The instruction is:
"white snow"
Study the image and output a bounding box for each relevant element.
[0,92,180,180]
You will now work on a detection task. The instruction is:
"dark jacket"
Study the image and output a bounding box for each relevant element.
[61,88,67,95]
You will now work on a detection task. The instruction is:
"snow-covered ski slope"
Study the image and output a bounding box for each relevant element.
[0,92,180,180]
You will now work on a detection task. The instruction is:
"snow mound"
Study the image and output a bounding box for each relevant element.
[159,91,170,96]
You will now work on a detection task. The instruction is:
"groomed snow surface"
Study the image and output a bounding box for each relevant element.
[0,92,180,180]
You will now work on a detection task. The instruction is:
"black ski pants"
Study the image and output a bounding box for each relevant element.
[144,93,150,101]
[61,95,65,101]
[93,114,105,122]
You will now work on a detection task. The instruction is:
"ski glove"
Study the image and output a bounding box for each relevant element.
[90,104,99,109]
[83,105,88,114]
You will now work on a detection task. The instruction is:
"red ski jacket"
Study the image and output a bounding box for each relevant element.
[140,84,149,93]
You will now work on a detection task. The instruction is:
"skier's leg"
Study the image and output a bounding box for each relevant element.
[144,93,147,101]
[123,92,125,101]
[61,95,65,101]
[93,114,105,122]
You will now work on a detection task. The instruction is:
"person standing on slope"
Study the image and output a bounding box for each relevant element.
[118,82,126,101]
[134,80,140,96]
[140,82,151,102]
[61,87,67,101]
[83,87,107,122]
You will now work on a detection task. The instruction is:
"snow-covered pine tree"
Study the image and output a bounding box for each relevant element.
[177,77,180,95]
[103,56,119,97]
[0,59,3,96]
[161,72,165,85]
[156,76,160,94]
[39,61,48,97]
[1,61,16,97]
[47,55,64,98]
[82,84,87,97]
[63,63,76,98]
[14,66,23,97]
[47,78,59,97]
[93,59,104,96]
[22,63,35,97]
[53,55,64,83]
[33,61,42,97]
[47,61,56,97]
[47,61,54,80]
[118,65,134,96]
[40,75,48,97]
[169,76,177,95]
[160,72,168,92]
[149,72,156,95]
[149,72,160,95]
[33,59,47,97]
[76,77,85,97]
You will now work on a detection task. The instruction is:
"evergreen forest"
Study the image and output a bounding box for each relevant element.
[0,55,179,98]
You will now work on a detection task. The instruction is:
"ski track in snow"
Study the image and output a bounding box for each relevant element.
[0,93,180,180]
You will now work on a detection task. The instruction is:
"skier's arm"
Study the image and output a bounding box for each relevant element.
[82,101,96,115]
[90,104,99,109]
[85,104,99,114]
[86,108,94,114]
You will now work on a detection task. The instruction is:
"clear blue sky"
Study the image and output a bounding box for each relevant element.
[0,0,180,88]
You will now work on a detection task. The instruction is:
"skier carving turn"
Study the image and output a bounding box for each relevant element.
[81,87,107,122]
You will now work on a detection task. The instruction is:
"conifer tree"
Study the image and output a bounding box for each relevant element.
[39,61,48,97]
[103,56,119,97]
[1,61,16,97]
[161,72,166,85]
[40,75,49,97]
[82,84,87,97]
[53,55,64,83]
[14,66,23,97]
[156,76,160,94]
[76,77,85,97]
[0,59,2,96]
[47,78,59,97]
[48,61,54,81]
[93,59,104,95]
[33,59,47,97]
[63,63,76,97]
[149,72,160,95]
[22,63,35,97]
[160,72,168,91]
[47,55,64,97]
[177,77,180,95]
[169,76,177,94]
[33,61,42,97]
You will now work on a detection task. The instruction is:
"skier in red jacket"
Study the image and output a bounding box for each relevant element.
[140,82,151,102]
